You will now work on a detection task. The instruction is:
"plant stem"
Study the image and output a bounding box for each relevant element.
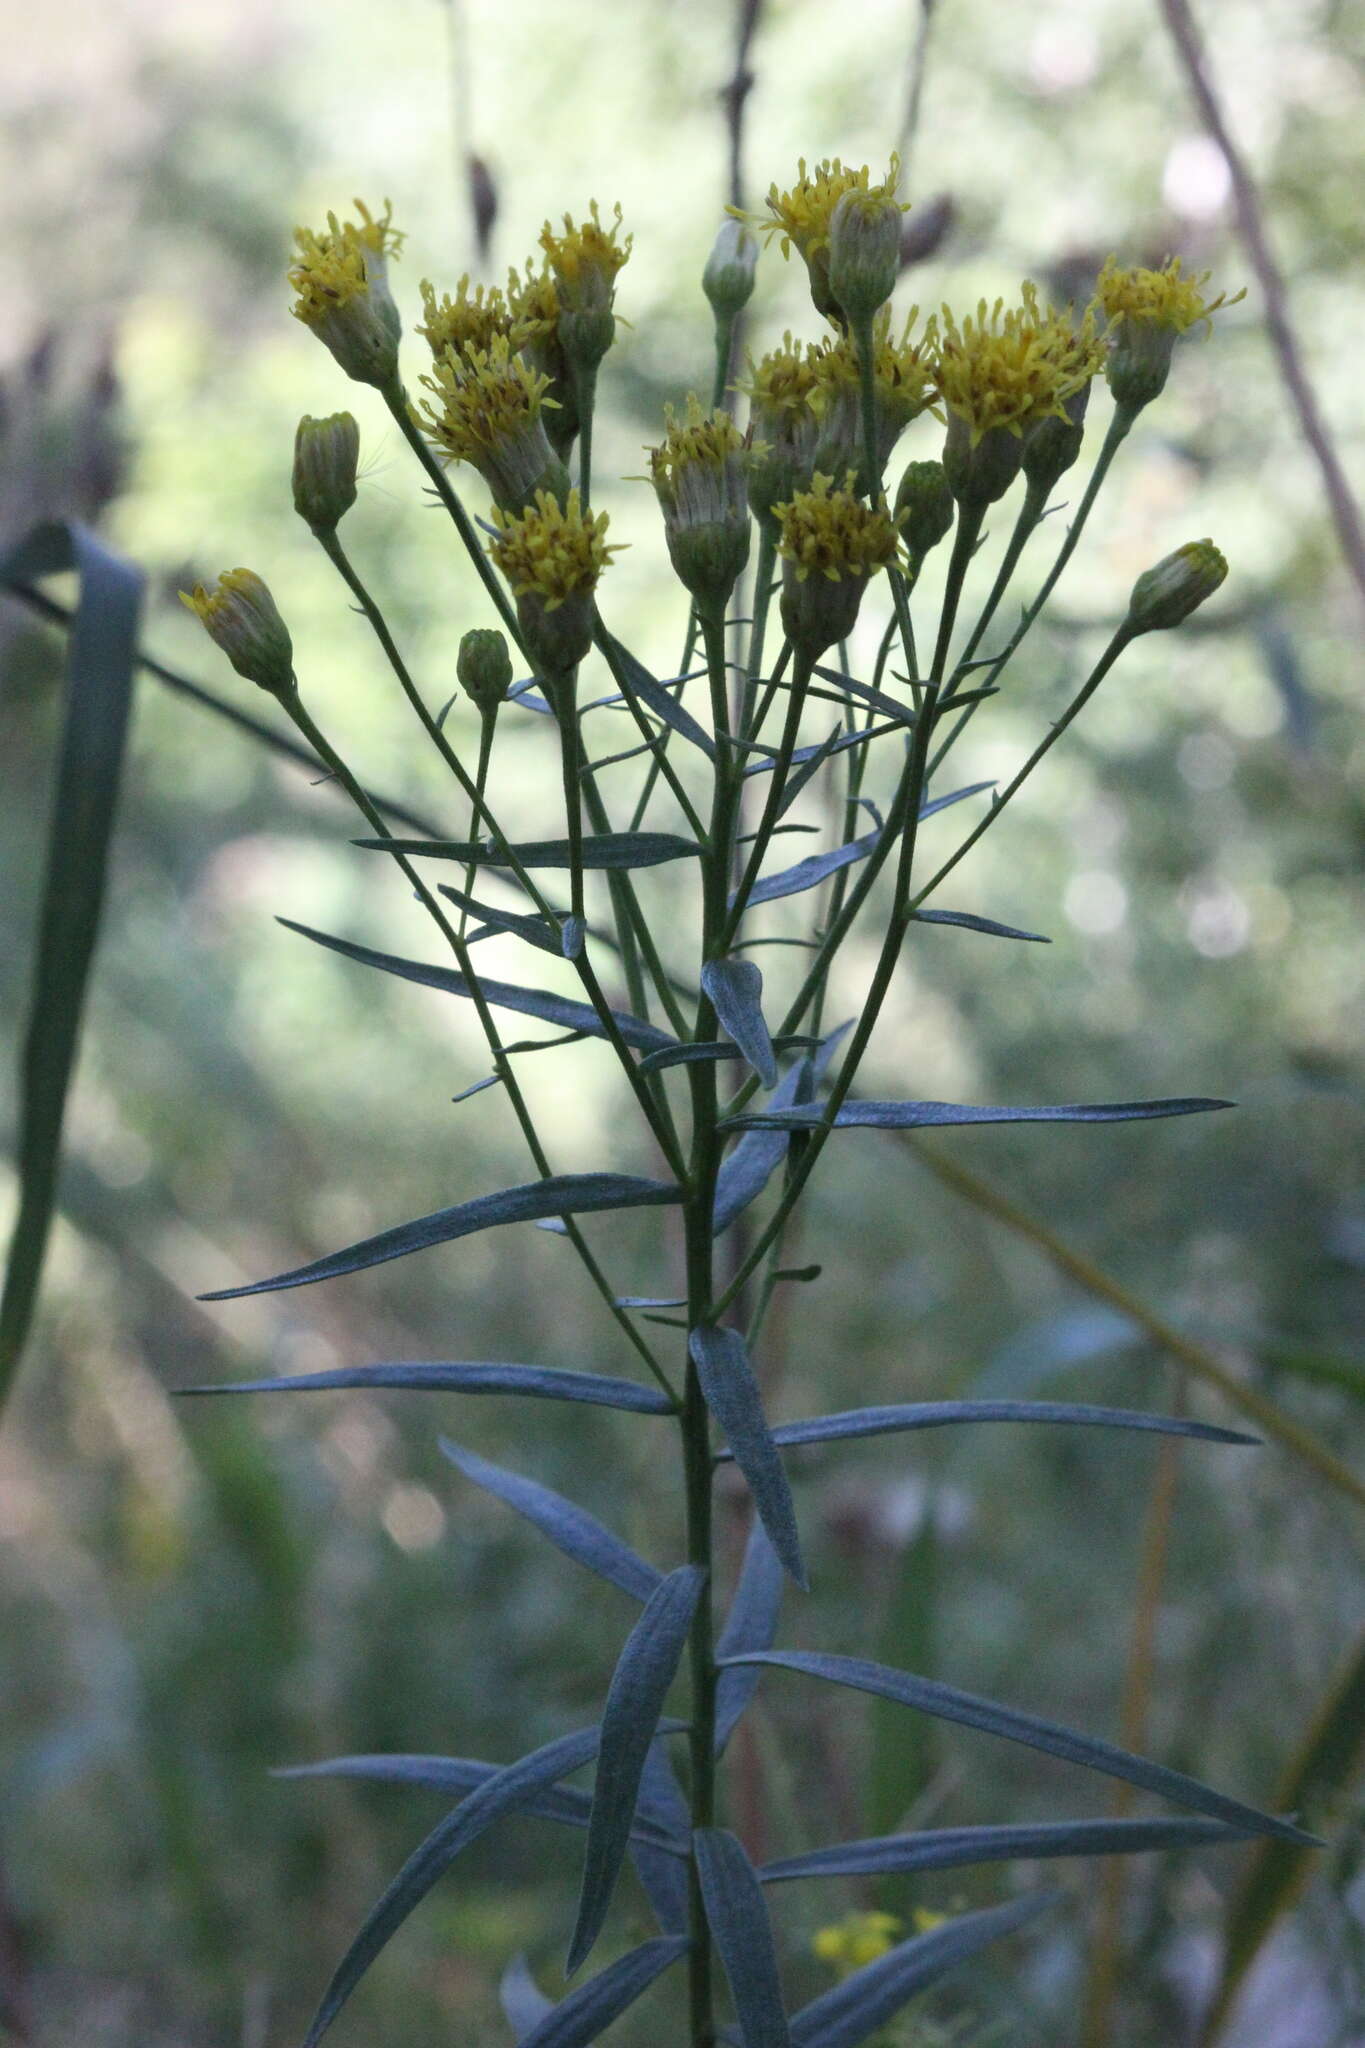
[721,650,815,945]
[383,387,523,643]
[852,308,920,697]
[928,497,985,686]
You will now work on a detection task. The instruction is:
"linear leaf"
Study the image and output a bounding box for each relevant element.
[689,1327,805,1589]
[179,1361,673,1414]
[788,1894,1053,2048]
[522,1937,689,2048]
[279,917,675,1053]
[695,1830,791,2048]
[567,1567,704,1974]
[632,1747,693,1932]
[742,724,887,791]
[199,1172,681,1300]
[600,631,716,759]
[502,1955,557,2040]
[713,1400,1257,1456]
[702,958,778,1088]
[298,1723,606,2048]
[274,1748,686,1851]
[440,1439,662,1602]
[356,831,701,870]
[918,779,995,821]
[913,908,1049,943]
[739,828,880,910]
[713,1023,850,1238]
[715,1521,785,1753]
[639,1035,816,1076]
[724,1653,1316,1844]
[722,1097,1233,1135]
[811,664,918,727]
[762,1815,1255,1884]
[435,884,568,955]
[1,520,142,1399]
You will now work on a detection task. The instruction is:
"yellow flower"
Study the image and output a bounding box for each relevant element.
[808,308,934,490]
[747,157,906,322]
[812,1911,904,1978]
[415,337,567,511]
[647,398,753,615]
[488,487,619,611]
[931,289,1097,447]
[539,202,632,372]
[507,261,580,459]
[739,334,824,531]
[289,199,404,388]
[1096,255,1245,411]
[417,276,528,362]
[180,568,294,696]
[774,472,902,659]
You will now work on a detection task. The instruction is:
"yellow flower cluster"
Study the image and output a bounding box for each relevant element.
[647,399,750,501]
[289,200,402,329]
[742,334,824,420]
[812,1911,903,1977]
[774,473,902,582]
[416,338,554,465]
[810,308,935,428]
[930,288,1103,446]
[750,156,904,266]
[487,487,620,610]
[1096,255,1242,334]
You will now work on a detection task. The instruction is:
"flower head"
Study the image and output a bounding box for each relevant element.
[813,1912,903,1979]
[507,261,580,458]
[647,398,753,616]
[808,308,934,492]
[539,202,631,373]
[488,486,619,675]
[774,472,901,658]
[289,199,404,388]
[739,334,824,532]
[931,286,1102,504]
[703,217,759,320]
[180,569,294,696]
[415,337,568,511]
[1096,255,1244,409]
[418,276,527,362]
[749,157,905,322]
[1127,538,1228,634]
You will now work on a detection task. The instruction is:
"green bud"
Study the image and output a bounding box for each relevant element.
[1021,380,1091,495]
[457,628,514,714]
[827,187,902,326]
[703,218,758,320]
[292,411,360,533]
[179,569,295,697]
[1104,317,1178,413]
[1127,540,1228,634]
[894,459,955,569]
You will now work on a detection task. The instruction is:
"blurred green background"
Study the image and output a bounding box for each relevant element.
[2,0,1363,2042]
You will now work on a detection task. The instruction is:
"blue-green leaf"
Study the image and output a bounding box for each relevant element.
[713,1400,1256,1456]
[435,884,568,956]
[1,521,142,1400]
[723,1654,1316,1844]
[199,1173,682,1300]
[632,1747,693,1932]
[639,1035,817,1076]
[739,828,880,910]
[913,908,1049,943]
[689,1327,805,1589]
[715,1521,785,1753]
[600,631,716,759]
[356,832,701,870]
[761,1815,1255,1884]
[721,1097,1233,1134]
[567,1567,704,1974]
[522,1937,689,2047]
[279,918,675,1053]
[440,1439,662,1602]
[788,1894,1054,2047]
[702,958,778,1089]
[298,1723,608,2048]
[713,1024,850,1237]
[695,1829,791,2048]
[178,1361,672,1414]
[501,1955,556,2040]
[812,664,918,727]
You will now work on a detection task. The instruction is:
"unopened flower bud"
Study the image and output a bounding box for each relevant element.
[292,411,360,533]
[647,400,752,620]
[457,628,513,715]
[179,569,295,696]
[828,184,903,325]
[703,218,758,320]
[1021,379,1091,496]
[894,460,955,570]
[942,411,1023,508]
[1126,539,1228,634]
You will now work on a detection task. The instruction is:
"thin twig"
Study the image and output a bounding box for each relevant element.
[723,0,765,210]
[1159,0,1365,622]
[896,0,938,179]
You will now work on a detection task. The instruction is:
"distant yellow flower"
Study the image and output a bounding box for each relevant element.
[289,199,403,387]
[488,487,619,612]
[415,337,567,511]
[180,569,294,696]
[417,276,528,362]
[1096,255,1245,410]
[748,157,906,322]
[539,202,632,372]
[812,1911,903,1978]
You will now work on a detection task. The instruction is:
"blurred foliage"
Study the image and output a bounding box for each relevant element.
[2,0,1364,2043]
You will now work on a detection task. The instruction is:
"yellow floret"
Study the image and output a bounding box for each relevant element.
[930,289,1100,446]
[418,276,527,361]
[774,473,902,582]
[487,487,621,609]
[415,337,555,465]
[809,307,935,426]
[648,397,749,494]
[740,334,823,419]
[539,201,632,309]
[1096,254,1243,334]
[289,199,402,328]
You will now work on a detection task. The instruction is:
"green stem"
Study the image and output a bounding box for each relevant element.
[721,651,815,947]
[383,387,523,643]
[928,498,986,686]
[457,713,497,941]
[576,362,599,508]
[852,309,919,697]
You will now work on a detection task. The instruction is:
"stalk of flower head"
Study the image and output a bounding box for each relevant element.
[539,203,631,506]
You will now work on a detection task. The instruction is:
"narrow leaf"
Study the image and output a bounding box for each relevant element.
[713,1024,850,1237]
[689,1327,805,1589]
[762,1815,1256,1884]
[917,779,996,821]
[702,958,778,1088]
[199,1172,681,1300]
[279,917,675,1053]
[1,520,142,1398]
[722,1097,1233,1134]
[738,828,879,911]
[695,1830,791,2048]
[179,1360,672,1414]
[724,1653,1316,1844]
[502,1955,556,2040]
[298,1724,607,2048]
[715,1521,785,1752]
[567,1567,704,1974]
[811,663,918,727]
[713,1400,1257,1456]
[788,1894,1054,2048]
[639,1035,816,1076]
[356,831,701,870]
[914,908,1050,943]
[600,632,716,759]
[632,1747,693,1932]
[522,1937,689,2048]
[435,883,567,955]
[440,1439,662,1602]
